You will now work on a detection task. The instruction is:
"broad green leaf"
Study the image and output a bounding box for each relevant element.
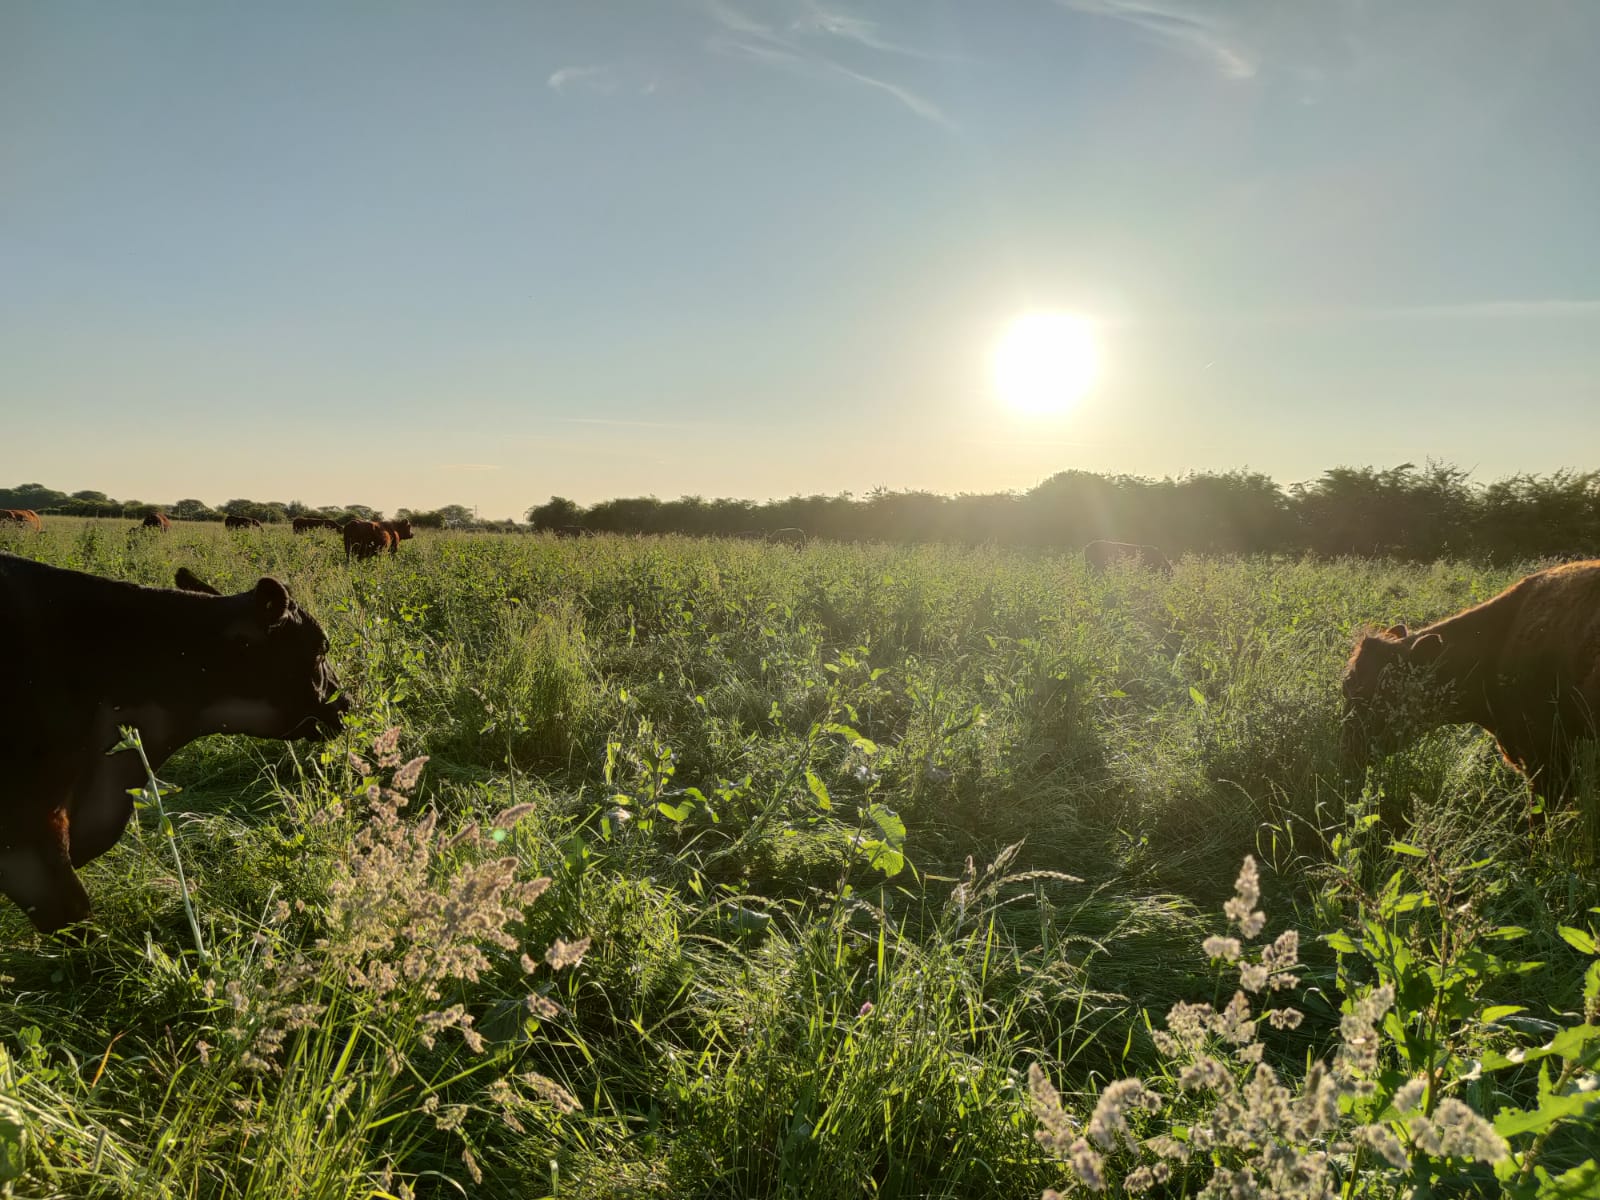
[1557,926,1598,955]
[1494,1090,1600,1137]
[805,770,833,811]
[1481,1005,1528,1023]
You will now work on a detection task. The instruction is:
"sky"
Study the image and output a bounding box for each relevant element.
[4,1,1599,519]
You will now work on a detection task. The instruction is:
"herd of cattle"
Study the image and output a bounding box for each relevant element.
[7,513,1164,572]
[3,515,1600,933]
[4,509,414,562]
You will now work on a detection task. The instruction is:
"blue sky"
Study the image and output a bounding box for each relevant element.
[3,1,1598,518]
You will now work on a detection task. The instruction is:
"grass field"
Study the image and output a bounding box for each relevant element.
[1,519,1596,1198]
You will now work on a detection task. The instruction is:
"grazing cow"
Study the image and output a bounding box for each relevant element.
[0,556,349,932]
[1341,560,1600,803]
[0,510,42,531]
[225,515,263,530]
[768,527,808,547]
[1084,540,1172,575]
[379,519,414,554]
[343,519,393,561]
[140,511,172,532]
[293,517,342,534]
[554,525,590,540]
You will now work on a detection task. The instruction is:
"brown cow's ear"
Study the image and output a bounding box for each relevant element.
[1384,623,1408,640]
[1409,633,1444,665]
[175,567,222,596]
[253,578,291,624]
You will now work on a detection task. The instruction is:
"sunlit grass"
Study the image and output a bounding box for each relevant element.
[1,520,1595,1197]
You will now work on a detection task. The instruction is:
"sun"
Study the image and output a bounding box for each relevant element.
[991,312,1100,414]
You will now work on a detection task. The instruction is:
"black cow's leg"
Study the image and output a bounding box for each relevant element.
[67,794,137,868]
[0,820,92,933]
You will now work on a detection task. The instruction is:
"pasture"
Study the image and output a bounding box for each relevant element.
[1,519,1596,1198]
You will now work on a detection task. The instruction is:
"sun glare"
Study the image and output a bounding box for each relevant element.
[992,312,1100,415]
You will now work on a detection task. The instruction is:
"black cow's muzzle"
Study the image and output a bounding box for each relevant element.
[293,692,352,741]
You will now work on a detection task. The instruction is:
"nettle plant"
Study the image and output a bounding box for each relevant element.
[1030,854,1600,1198]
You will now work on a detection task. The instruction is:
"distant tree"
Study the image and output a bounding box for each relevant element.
[341,505,383,522]
[171,498,221,521]
[0,483,69,511]
[527,497,584,532]
[70,490,110,503]
[397,508,446,530]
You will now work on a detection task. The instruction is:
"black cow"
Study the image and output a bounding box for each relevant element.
[0,556,350,932]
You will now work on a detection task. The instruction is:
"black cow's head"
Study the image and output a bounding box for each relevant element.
[1339,623,1447,765]
[175,568,351,740]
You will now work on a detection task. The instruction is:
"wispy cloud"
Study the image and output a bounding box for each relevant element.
[702,0,953,129]
[1368,300,1600,322]
[1062,0,1256,79]
[555,416,704,430]
[787,0,956,62]
[438,463,503,472]
[1060,0,1372,86]
[1145,298,1600,330]
[547,65,621,95]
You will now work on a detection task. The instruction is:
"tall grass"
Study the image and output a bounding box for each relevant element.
[1,520,1595,1197]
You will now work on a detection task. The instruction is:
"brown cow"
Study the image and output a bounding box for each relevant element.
[379,519,414,554]
[140,511,172,532]
[343,519,393,561]
[1,510,42,531]
[767,527,808,547]
[293,517,342,534]
[1084,540,1172,575]
[0,556,349,931]
[225,515,263,530]
[1341,560,1600,803]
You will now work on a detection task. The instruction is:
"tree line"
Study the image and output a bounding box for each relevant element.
[0,487,501,532]
[532,463,1597,560]
[7,463,1599,560]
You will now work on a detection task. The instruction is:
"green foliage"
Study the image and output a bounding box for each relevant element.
[2,520,1597,1199]
[1031,843,1599,1197]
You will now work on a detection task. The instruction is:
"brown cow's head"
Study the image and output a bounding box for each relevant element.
[174,569,352,740]
[1339,623,1447,765]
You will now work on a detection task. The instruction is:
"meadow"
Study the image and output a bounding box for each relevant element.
[1,519,1596,1198]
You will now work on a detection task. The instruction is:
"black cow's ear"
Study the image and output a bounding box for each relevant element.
[1409,633,1444,665]
[253,578,291,624]
[1384,623,1408,640]
[175,567,222,596]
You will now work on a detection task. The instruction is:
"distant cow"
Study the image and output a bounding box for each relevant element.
[1084,540,1171,575]
[225,515,263,530]
[293,517,342,534]
[1342,559,1600,804]
[343,519,393,561]
[0,556,349,932]
[140,511,172,532]
[0,510,42,531]
[379,519,414,554]
[768,528,808,547]
[555,525,589,540]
